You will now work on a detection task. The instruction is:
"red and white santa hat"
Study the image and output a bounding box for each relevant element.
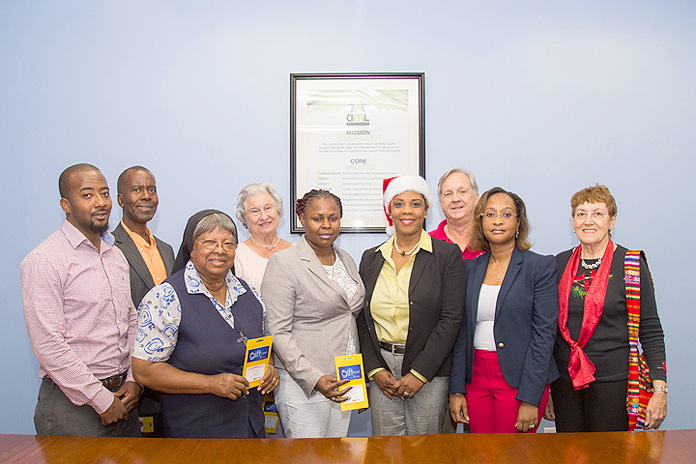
[382,175,434,236]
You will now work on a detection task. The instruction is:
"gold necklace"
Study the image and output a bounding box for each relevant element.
[488,257,508,283]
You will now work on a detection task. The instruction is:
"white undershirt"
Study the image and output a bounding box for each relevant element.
[473,284,500,351]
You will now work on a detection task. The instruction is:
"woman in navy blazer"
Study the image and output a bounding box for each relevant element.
[449,187,559,433]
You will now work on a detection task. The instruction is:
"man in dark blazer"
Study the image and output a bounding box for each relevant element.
[112,166,175,438]
[112,166,175,307]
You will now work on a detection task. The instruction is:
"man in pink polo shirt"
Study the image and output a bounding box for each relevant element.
[429,167,484,260]
[21,163,142,436]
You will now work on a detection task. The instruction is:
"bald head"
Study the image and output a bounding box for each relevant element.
[117,166,159,229]
[117,166,153,196]
[59,163,101,200]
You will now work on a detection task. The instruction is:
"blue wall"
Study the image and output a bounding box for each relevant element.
[2,1,694,433]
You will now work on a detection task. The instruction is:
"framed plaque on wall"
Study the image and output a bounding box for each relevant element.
[290,73,425,233]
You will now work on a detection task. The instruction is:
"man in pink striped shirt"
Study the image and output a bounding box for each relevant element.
[21,163,142,436]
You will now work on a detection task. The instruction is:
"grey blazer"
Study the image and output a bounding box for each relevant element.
[112,222,176,308]
[261,236,366,395]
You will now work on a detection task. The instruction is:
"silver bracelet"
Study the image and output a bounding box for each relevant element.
[652,385,668,393]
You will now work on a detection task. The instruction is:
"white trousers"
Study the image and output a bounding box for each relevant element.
[275,368,352,438]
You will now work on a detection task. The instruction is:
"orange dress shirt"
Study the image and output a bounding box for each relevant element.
[121,221,168,285]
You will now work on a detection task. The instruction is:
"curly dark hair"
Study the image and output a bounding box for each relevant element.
[295,189,343,218]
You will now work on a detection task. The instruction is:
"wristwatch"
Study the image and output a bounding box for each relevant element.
[652,385,668,393]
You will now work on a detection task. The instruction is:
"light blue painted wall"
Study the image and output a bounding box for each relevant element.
[1,1,694,434]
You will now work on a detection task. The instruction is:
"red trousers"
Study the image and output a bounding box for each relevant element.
[465,349,549,433]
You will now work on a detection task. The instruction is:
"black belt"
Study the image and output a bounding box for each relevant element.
[379,341,406,355]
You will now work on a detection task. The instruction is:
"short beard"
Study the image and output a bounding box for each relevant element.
[90,221,110,235]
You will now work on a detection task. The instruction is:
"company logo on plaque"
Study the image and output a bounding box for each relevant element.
[346,101,370,126]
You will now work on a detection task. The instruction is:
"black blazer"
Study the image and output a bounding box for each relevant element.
[449,247,559,406]
[112,222,176,308]
[357,237,466,380]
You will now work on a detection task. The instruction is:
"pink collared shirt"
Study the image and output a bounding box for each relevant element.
[429,219,484,260]
[21,220,137,414]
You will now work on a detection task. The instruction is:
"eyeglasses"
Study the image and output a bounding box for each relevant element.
[481,210,517,221]
[196,239,237,252]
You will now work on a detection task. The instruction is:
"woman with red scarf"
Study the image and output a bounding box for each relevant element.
[546,185,667,431]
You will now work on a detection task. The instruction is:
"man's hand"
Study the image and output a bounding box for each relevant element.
[315,375,351,402]
[98,396,129,426]
[372,370,400,400]
[114,381,142,411]
[395,372,424,399]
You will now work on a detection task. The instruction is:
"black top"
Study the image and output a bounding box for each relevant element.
[554,245,666,382]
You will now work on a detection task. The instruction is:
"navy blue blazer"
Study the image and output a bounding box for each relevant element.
[449,247,559,406]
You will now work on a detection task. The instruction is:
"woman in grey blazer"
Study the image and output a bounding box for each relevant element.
[262,190,365,438]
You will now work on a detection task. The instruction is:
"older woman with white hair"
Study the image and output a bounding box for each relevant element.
[357,175,466,436]
[234,183,293,290]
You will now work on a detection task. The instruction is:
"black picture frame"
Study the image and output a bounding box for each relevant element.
[290,72,425,234]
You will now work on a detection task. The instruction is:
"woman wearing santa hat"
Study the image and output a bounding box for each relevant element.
[357,175,466,436]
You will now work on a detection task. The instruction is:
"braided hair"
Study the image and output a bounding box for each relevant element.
[295,189,343,218]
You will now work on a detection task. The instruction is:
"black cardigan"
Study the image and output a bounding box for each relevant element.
[554,245,666,382]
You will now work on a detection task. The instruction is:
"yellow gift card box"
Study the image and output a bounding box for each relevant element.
[242,335,273,388]
[335,354,369,411]
[139,416,154,434]
[263,394,280,434]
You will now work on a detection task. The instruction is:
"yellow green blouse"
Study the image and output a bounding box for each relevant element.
[368,230,432,382]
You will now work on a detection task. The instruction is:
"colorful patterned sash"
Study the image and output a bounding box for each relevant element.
[625,249,652,430]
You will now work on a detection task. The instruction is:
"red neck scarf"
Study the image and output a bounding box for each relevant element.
[558,239,614,390]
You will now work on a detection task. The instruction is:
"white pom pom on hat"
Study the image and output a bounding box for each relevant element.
[382,175,434,236]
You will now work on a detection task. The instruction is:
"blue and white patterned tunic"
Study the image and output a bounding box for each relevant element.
[132,260,265,362]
